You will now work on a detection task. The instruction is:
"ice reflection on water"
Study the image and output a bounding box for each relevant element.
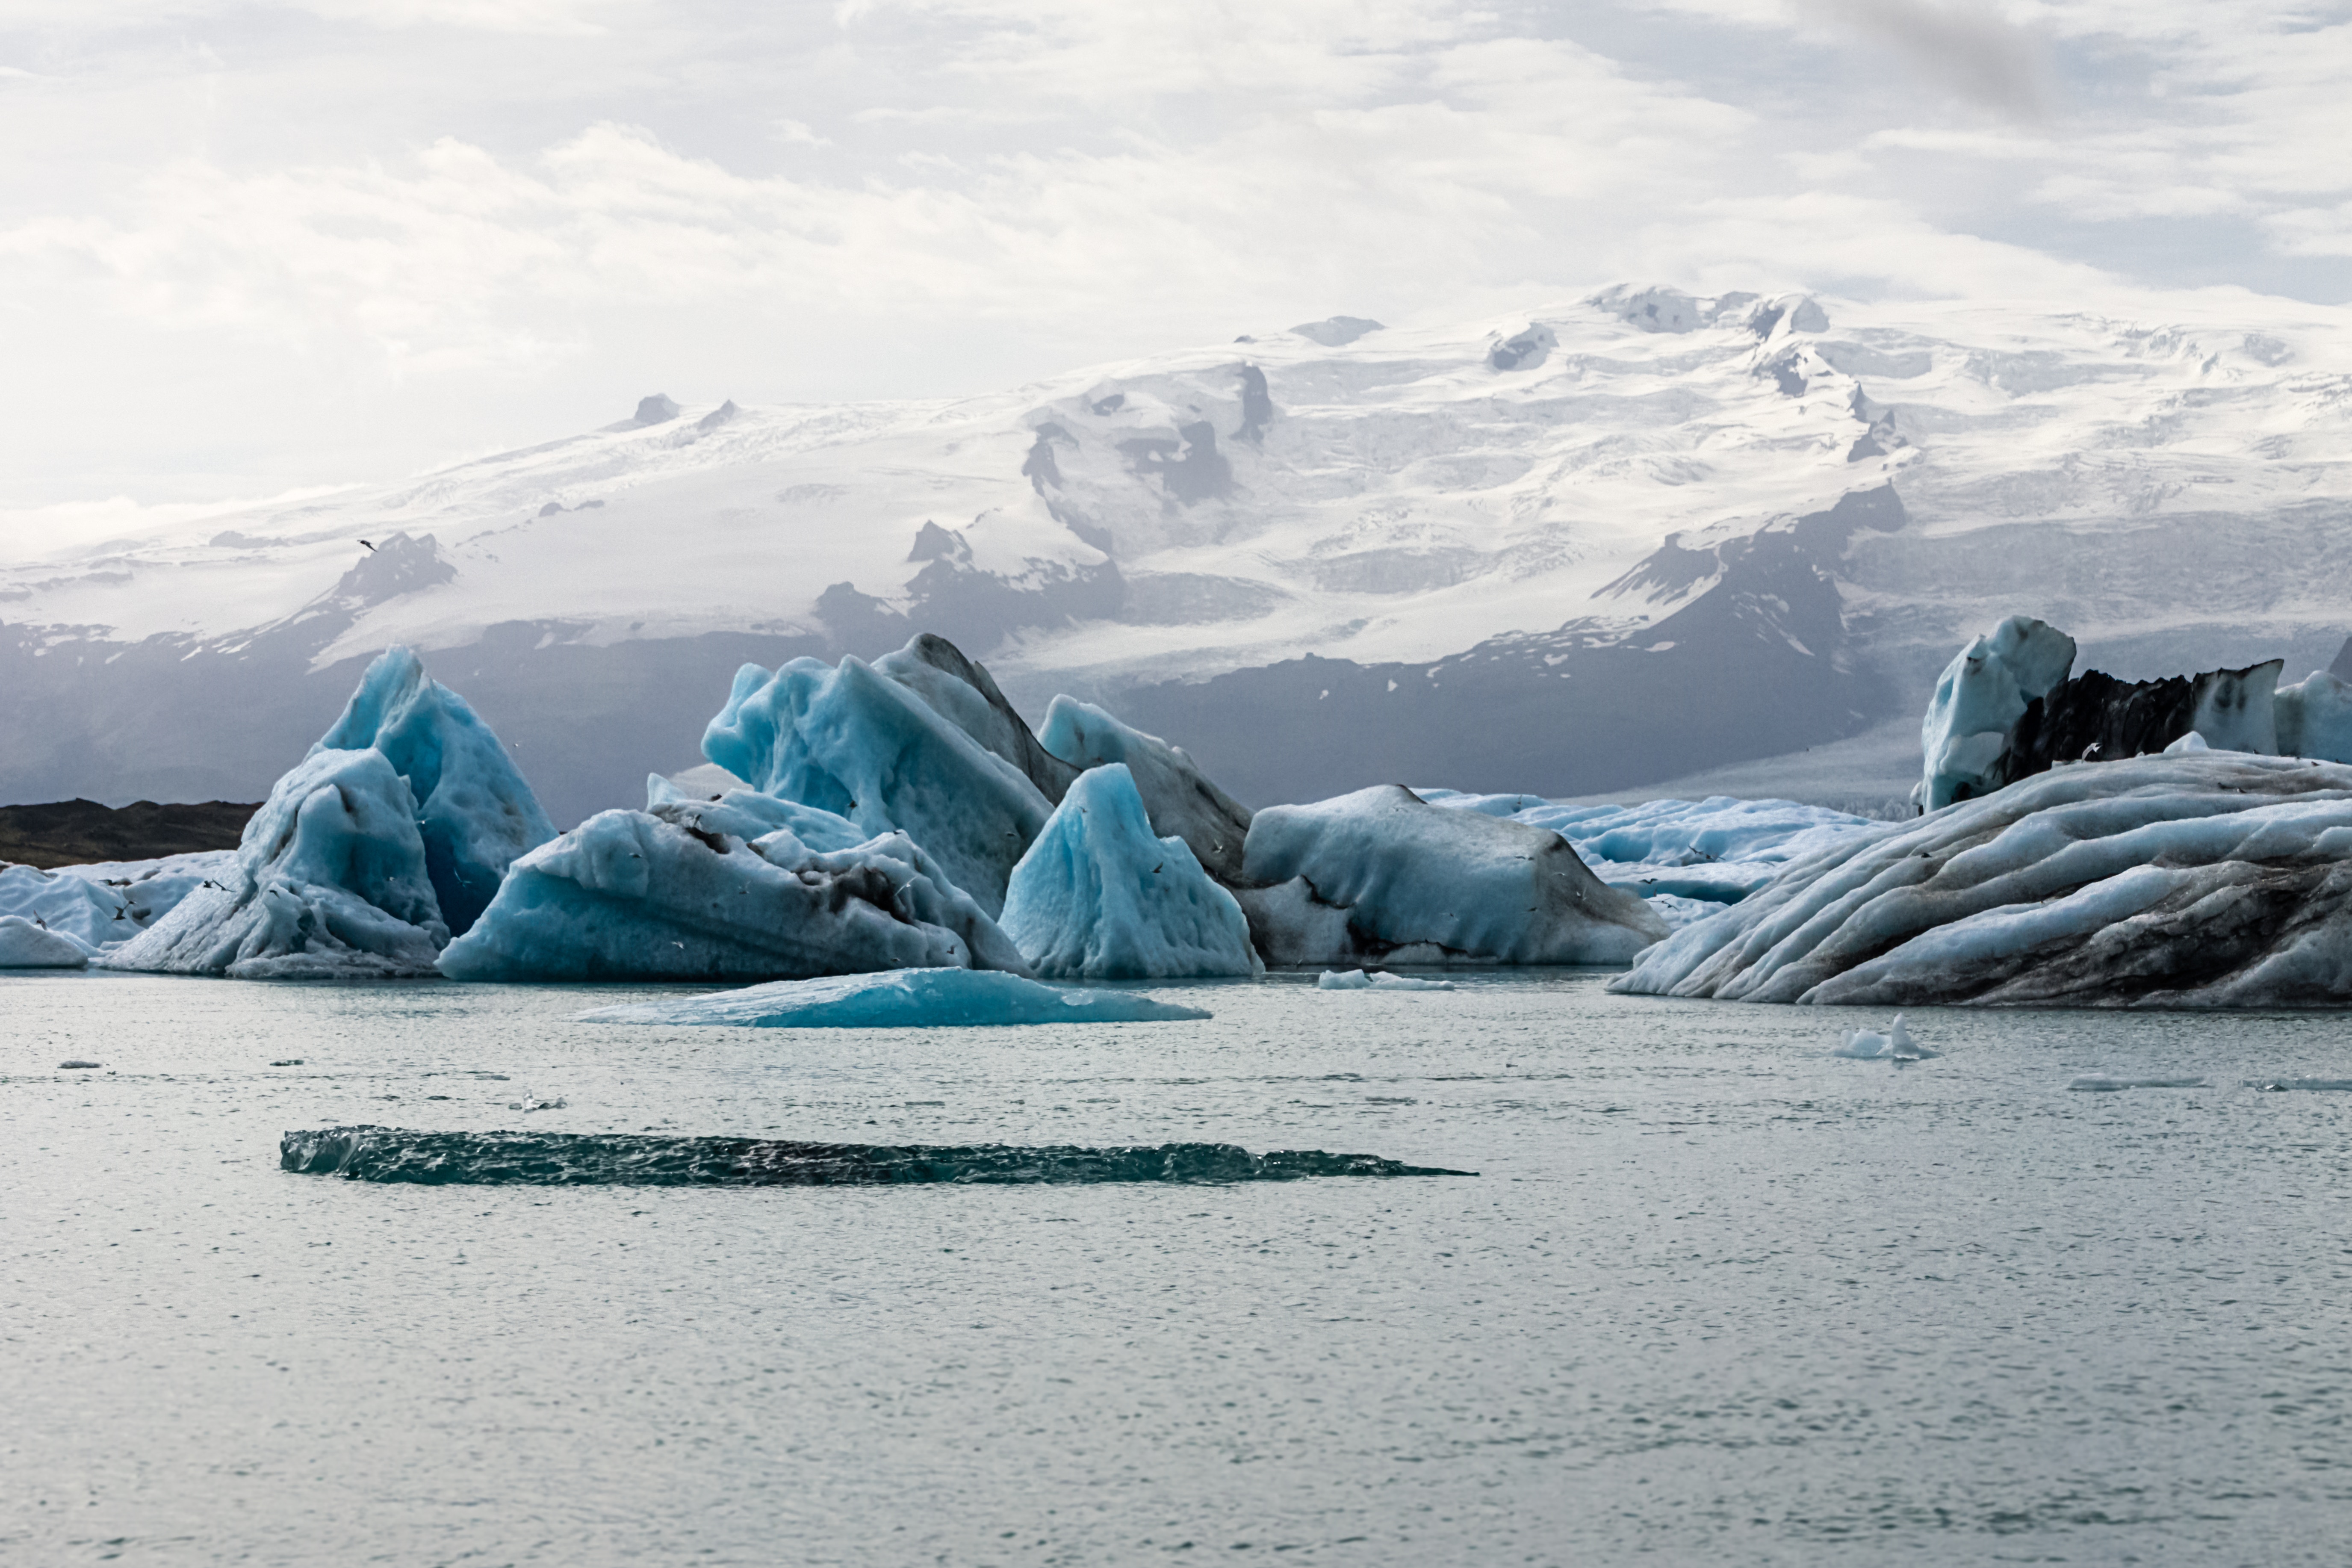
[4,969,2348,1565]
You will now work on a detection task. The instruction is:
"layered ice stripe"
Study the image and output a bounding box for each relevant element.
[1613,753,2352,1007]
[1000,764,1259,979]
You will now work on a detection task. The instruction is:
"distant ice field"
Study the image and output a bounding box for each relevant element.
[5,972,2349,1565]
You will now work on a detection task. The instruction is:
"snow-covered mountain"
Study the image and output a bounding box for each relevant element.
[7,285,2350,824]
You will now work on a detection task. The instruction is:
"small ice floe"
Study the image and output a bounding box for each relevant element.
[507,1095,568,1113]
[2067,1075,2207,1092]
[58,1059,102,1069]
[2244,1077,2352,1093]
[269,1058,304,1067]
[1831,1015,1936,1060]
[1317,969,1457,992]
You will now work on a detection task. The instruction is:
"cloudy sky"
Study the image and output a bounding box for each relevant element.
[2,0,2347,509]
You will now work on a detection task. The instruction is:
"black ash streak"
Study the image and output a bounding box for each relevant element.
[281,1127,1474,1187]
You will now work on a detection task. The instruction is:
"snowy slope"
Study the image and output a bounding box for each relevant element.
[6,286,2350,822]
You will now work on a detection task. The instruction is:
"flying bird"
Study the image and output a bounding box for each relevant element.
[358,539,377,552]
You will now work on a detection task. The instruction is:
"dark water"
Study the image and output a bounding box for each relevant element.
[4,970,2349,1565]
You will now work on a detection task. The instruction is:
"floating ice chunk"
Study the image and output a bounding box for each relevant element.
[0,864,127,950]
[506,1095,567,1112]
[0,915,89,968]
[578,967,1211,1028]
[2068,1075,2207,1092]
[312,647,555,935]
[2275,671,2352,763]
[1916,616,2077,812]
[702,651,1051,916]
[1317,969,1455,991]
[2245,1076,2352,1092]
[1831,1015,1936,1058]
[2162,730,2210,755]
[1238,785,1667,967]
[438,799,1024,982]
[1039,697,1254,885]
[47,850,238,935]
[1000,765,1259,980]
[100,748,449,979]
[1614,752,2352,1008]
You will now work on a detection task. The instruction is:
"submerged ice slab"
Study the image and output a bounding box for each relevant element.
[313,647,555,936]
[0,914,89,968]
[1000,764,1259,980]
[1239,785,1667,967]
[1039,697,1254,885]
[281,1126,1470,1185]
[439,796,1023,982]
[577,967,1208,1028]
[1613,753,2352,1008]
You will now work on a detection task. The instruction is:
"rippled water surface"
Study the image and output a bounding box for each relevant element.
[5,970,2349,1565]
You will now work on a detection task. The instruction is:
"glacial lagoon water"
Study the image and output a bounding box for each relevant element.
[4,970,2349,1566]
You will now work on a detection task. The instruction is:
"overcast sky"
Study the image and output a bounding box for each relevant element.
[2,0,2347,511]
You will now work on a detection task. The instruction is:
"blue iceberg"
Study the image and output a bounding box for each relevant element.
[1000,764,1259,979]
[0,863,128,952]
[576,966,1212,1028]
[0,914,90,968]
[1038,697,1255,885]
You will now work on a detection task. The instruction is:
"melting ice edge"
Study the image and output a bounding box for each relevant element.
[281,1127,1474,1186]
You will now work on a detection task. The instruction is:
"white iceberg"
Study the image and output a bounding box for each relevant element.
[702,652,1052,916]
[1915,615,2077,812]
[312,647,556,935]
[999,764,1259,980]
[437,784,1026,982]
[0,863,131,951]
[1316,969,1455,991]
[2275,670,2352,764]
[1238,785,1667,967]
[0,914,90,968]
[48,850,239,936]
[1612,752,2352,1008]
[576,967,1211,1028]
[1830,1015,1936,1059]
[1038,697,1255,884]
[100,747,451,979]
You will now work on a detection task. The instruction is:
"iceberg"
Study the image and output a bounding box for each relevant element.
[1504,795,1879,906]
[0,863,131,951]
[1237,785,1667,967]
[1316,969,1455,991]
[312,647,556,935]
[2275,670,2352,763]
[1038,697,1255,884]
[702,651,1052,916]
[1915,615,2077,811]
[438,784,1026,983]
[1000,764,1259,979]
[577,967,1210,1028]
[100,747,450,979]
[1831,1016,1936,1059]
[0,914,89,968]
[49,850,238,936]
[873,634,1079,804]
[1612,752,2352,1008]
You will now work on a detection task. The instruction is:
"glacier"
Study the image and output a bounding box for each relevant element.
[438,782,1025,983]
[576,968,1211,1028]
[1037,697,1255,885]
[312,646,557,935]
[999,764,1260,980]
[0,914,90,968]
[701,650,1052,917]
[1611,752,2352,1008]
[1237,785,1667,967]
[100,747,451,979]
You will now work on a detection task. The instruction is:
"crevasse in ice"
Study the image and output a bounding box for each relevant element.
[1237,785,1667,966]
[575,967,1211,1028]
[1038,697,1255,885]
[1612,752,2352,1007]
[437,780,1027,982]
[312,646,556,935]
[999,764,1260,979]
[100,747,451,978]
[701,652,1051,916]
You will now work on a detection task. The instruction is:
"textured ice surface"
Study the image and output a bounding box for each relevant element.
[101,748,449,979]
[999,765,1259,980]
[2275,671,2352,764]
[1239,785,1667,967]
[1316,969,1456,991]
[1613,753,2352,1007]
[873,635,1078,804]
[1038,697,1254,884]
[438,794,1024,983]
[48,850,238,936]
[0,864,129,951]
[281,1125,1467,1184]
[312,647,555,936]
[702,652,1051,916]
[577,967,1210,1028]
[1504,795,1878,905]
[0,915,89,967]
[1916,616,2077,812]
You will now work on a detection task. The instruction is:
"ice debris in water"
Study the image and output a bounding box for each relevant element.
[2244,1077,2352,1092]
[1831,1015,1936,1059]
[506,1095,567,1113]
[1317,969,1456,991]
[0,915,91,969]
[2068,1075,2208,1092]
[1237,785,1666,967]
[577,967,1210,1028]
[438,777,1023,982]
[280,1127,1472,1185]
[59,1059,102,1070]
[1000,764,1259,980]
